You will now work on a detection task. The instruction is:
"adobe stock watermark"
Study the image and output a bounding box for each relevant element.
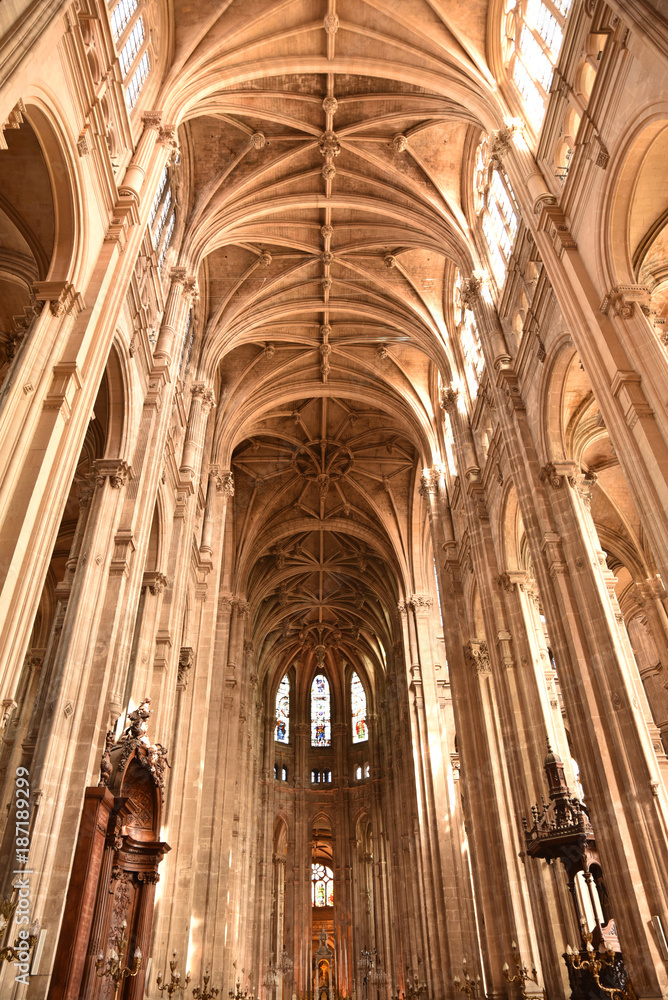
[13,766,36,986]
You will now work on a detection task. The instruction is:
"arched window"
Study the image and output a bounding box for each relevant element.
[275,673,290,744]
[311,864,334,907]
[503,0,573,130]
[148,163,178,277]
[107,0,153,111]
[311,674,331,747]
[453,271,485,397]
[351,672,368,744]
[474,142,520,291]
[281,765,288,782]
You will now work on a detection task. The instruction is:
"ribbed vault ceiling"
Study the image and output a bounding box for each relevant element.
[167,0,503,684]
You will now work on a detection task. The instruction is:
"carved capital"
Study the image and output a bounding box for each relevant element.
[460,276,484,310]
[216,471,234,498]
[141,111,163,130]
[409,594,433,615]
[419,469,439,498]
[466,639,491,674]
[94,459,132,490]
[539,462,565,489]
[440,386,459,412]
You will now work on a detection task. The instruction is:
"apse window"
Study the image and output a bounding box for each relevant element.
[311,674,332,747]
[311,769,320,783]
[275,673,290,744]
[351,671,368,743]
[312,863,334,907]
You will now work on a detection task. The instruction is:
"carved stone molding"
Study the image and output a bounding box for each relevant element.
[0,99,26,150]
[250,131,266,149]
[323,13,339,33]
[392,134,408,152]
[191,382,216,408]
[323,97,338,115]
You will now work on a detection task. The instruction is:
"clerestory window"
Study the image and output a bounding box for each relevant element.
[107,0,152,111]
[503,0,573,131]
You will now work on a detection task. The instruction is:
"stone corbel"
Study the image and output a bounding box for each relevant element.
[177,646,193,688]
[109,529,136,577]
[43,362,83,420]
[94,459,132,489]
[0,99,26,150]
[495,360,525,412]
[535,201,577,257]
[600,284,651,320]
[104,192,141,251]
[32,281,85,317]
[142,570,168,596]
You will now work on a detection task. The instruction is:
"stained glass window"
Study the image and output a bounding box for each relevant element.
[351,672,368,744]
[275,674,290,743]
[311,864,334,907]
[311,674,331,747]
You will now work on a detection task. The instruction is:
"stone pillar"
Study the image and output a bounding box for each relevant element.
[181,383,216,479]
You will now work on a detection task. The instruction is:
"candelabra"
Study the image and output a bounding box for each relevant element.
[156,950,191,996]
[95,921,142,1000]
[358,948,377,1000]
[453,958,480,999]
[565,928,635,1000]
[193,969,221,1000]
[277,945,294,978]
[0,918,39,965]
[229,978,256,1000]
[392,974,427,1000]
[502,942,543,1000]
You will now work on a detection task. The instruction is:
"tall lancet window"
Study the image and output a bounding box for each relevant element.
[275,673,290,744]
[351,672,368,744]
[311,674,331,747]
[311,864,334,907]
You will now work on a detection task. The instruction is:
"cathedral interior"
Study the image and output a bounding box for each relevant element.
[1,0,668,998]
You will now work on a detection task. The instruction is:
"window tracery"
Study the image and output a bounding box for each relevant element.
[311,674,331,747]
[503,0,573,130]
[275,673,290,744]
[351,671,368,744]
[311,864,334,907]
[107,0,153,111]
[453,271,485,397]
[474,144,520,291]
